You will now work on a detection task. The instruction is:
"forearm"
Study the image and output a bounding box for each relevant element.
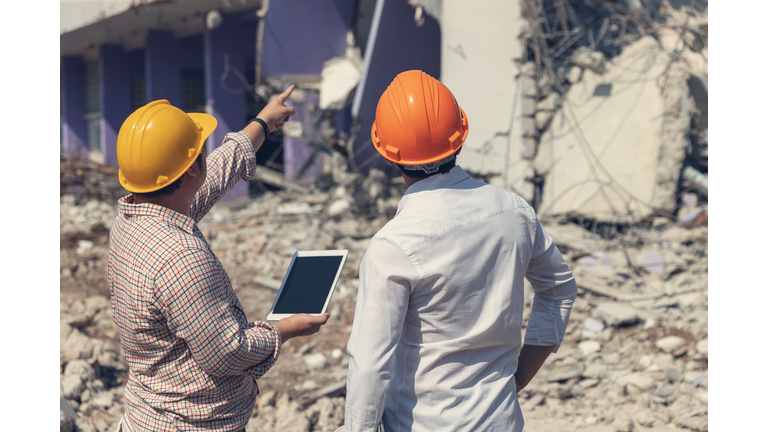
[515,344,555,392]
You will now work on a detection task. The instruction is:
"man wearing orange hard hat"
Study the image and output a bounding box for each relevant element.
[338,71,578,432]
[108,86,330,432]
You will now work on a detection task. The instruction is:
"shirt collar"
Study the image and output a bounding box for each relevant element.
[117,194,197,234]
[396,166,471,214]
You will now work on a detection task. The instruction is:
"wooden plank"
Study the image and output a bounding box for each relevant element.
[299,380,347,407]
[254,166,311,194]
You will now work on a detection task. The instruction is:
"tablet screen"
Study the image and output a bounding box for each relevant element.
[272,255,344,314]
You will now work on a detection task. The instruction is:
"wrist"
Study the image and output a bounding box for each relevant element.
[248,117,270,137]
[275,321,294,341]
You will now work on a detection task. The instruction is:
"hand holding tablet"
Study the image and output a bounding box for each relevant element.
[267,250,349,321]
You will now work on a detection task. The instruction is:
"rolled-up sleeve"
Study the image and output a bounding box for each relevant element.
[343,238,416,432]
[190,131,258,222]
[155,248,281,377]
[523,218,578,352]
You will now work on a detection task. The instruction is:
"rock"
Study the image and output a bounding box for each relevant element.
[656,335,686,353]
[584,317,605,333]
[76,240,94,255]
[684,371,707,387]
[616,372,654,391]
[578,340,601,357]
[61,329,94,360]
[594,303,639,327]
[273,394,311,432]
[76,422,98,432]
[695,339,708,356]
[60,397,77,432]
[583,364,609,379]
[666,368,683,384]
[639,251,665,274]
[93,391,116,409]
[331,348,343,359]
[85,295,110,318]
[570,46,607,74]
[61,374,85,400]
[612,412,634,432]
[522,394,545,410]
[327,199,352,217]
[548,363,585,382]
[676,416,708,431]
[63,359,96,382]
[304,353,328,370]
[567,66,582,83]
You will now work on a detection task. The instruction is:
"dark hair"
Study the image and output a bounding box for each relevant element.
[396,157,457,179]
[134,152,204,198]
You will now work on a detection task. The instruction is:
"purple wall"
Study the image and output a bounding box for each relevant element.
[146,31,204,105]
[262,0,354,76]
[351,0,441,172]
[100,44,133,167]
[205,13,258,201]
[146,31,180,105]
[61,56,88,158]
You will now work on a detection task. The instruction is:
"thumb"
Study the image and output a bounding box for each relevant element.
[276,84,295,104]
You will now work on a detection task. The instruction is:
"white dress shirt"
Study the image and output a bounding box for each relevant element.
[340,166,578,432]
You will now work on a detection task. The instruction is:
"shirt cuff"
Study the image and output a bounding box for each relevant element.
[244,321,282,377]
[225,131,258,181]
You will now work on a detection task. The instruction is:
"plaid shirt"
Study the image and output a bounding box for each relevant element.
[108,132,282,432]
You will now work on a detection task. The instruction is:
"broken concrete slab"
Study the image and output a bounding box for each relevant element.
[319,56,362,110]
[534,36,692,221]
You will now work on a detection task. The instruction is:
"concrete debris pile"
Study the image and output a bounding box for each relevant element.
[60,155,131,203]
[60,155,707,430]
[515,0,708,223]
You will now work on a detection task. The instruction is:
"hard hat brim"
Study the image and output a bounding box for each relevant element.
[188,113,218,149]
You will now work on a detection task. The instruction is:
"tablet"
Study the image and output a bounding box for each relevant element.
[266,250,349,321]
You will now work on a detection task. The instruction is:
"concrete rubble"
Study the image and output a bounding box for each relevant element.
[60,153,708,431]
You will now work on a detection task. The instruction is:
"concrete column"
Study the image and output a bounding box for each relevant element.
[61,56,88,158]
[145,30,180,106]
[100,44,132,167]
[205,14,258,201]
[262,0,354,76]
[351,0,441,172]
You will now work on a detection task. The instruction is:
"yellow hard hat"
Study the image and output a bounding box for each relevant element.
[116,100,217,193]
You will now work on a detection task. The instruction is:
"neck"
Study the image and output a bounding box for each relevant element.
[132,193,193,216]
[401,172,422,188]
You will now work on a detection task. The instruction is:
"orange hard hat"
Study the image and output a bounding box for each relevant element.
[116,100,217,193]
[371,70,469,167]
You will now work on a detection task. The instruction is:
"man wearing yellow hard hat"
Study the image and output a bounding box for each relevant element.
[337,71,578,432]
[108,85,330,432]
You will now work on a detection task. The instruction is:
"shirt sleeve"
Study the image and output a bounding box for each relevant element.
[523,215,578,353]
[344,237,416,432]
[155,248,281,378]
[189,131,258,222]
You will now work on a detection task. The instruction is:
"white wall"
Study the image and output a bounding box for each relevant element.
[60,0,136,34]
[440,0,530,199]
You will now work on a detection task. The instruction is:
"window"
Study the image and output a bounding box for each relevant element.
[180,69,205,112]
[85,60,101,152]
[130,76,146,111]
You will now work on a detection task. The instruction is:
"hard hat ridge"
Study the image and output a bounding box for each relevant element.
[371,70,469,170]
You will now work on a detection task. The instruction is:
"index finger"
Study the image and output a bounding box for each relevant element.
[276,84,295,104]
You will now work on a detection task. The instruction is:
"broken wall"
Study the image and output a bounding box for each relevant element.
[534,36,689,220]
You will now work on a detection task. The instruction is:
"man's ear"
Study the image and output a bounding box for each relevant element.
[186,167,198,178]
[455,146,463,157]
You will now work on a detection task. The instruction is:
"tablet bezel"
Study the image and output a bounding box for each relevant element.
[266,249,349,321]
